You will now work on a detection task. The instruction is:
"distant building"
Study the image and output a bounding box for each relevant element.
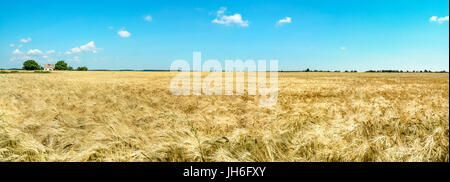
[43,64,55,71]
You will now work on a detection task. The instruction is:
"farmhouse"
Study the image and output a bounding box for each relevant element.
[43,64,55,71]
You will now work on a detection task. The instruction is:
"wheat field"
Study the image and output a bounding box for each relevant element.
[0,71,448,162]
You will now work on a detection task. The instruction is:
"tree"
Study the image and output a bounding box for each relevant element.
[55,60,68,70]
[67,66,73,71]
[76,66,88,71]
[22,60,41,70]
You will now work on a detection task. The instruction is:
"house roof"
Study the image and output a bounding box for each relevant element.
[44,64,55,68]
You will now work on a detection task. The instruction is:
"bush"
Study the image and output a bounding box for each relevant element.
[55,60,68,70]
[0,70,19,74]
[76,66,88,71]
[34,70,50,73]
[22,60,41,70]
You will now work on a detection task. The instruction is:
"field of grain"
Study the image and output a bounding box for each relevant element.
[0,71,448,162]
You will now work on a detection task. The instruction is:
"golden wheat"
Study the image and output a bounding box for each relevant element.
[0,71,448,161]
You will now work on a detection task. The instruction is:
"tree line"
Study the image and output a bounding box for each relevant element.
[365,70,447,73]
[280,68,357,72]
[280,68,447,73]
[22,60,88,71]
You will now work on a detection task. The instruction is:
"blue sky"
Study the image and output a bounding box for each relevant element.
[1,0,448,71]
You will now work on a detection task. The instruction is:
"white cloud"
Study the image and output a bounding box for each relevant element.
[118,30,131,38]
[438,16,449,23]
[9,44,15,47]
[430,15,449,24]
[46,50,55,54]
[71,47,81,54]
[72,56,80,62]
[429,16,437,22]
[80,41,98,53]
[277,17,292,26]
[66,41,101,54]
[212,14,249,27]
[212,7,249,27]
[340,46,347,51]
[10,55,32,62]
[144,15,152,22]
[27,49,43,55]
[217,7,226,15]
[20,37,32,43]
[12,49,22,54]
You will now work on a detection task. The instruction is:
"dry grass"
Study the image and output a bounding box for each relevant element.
[0,71,448,162]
